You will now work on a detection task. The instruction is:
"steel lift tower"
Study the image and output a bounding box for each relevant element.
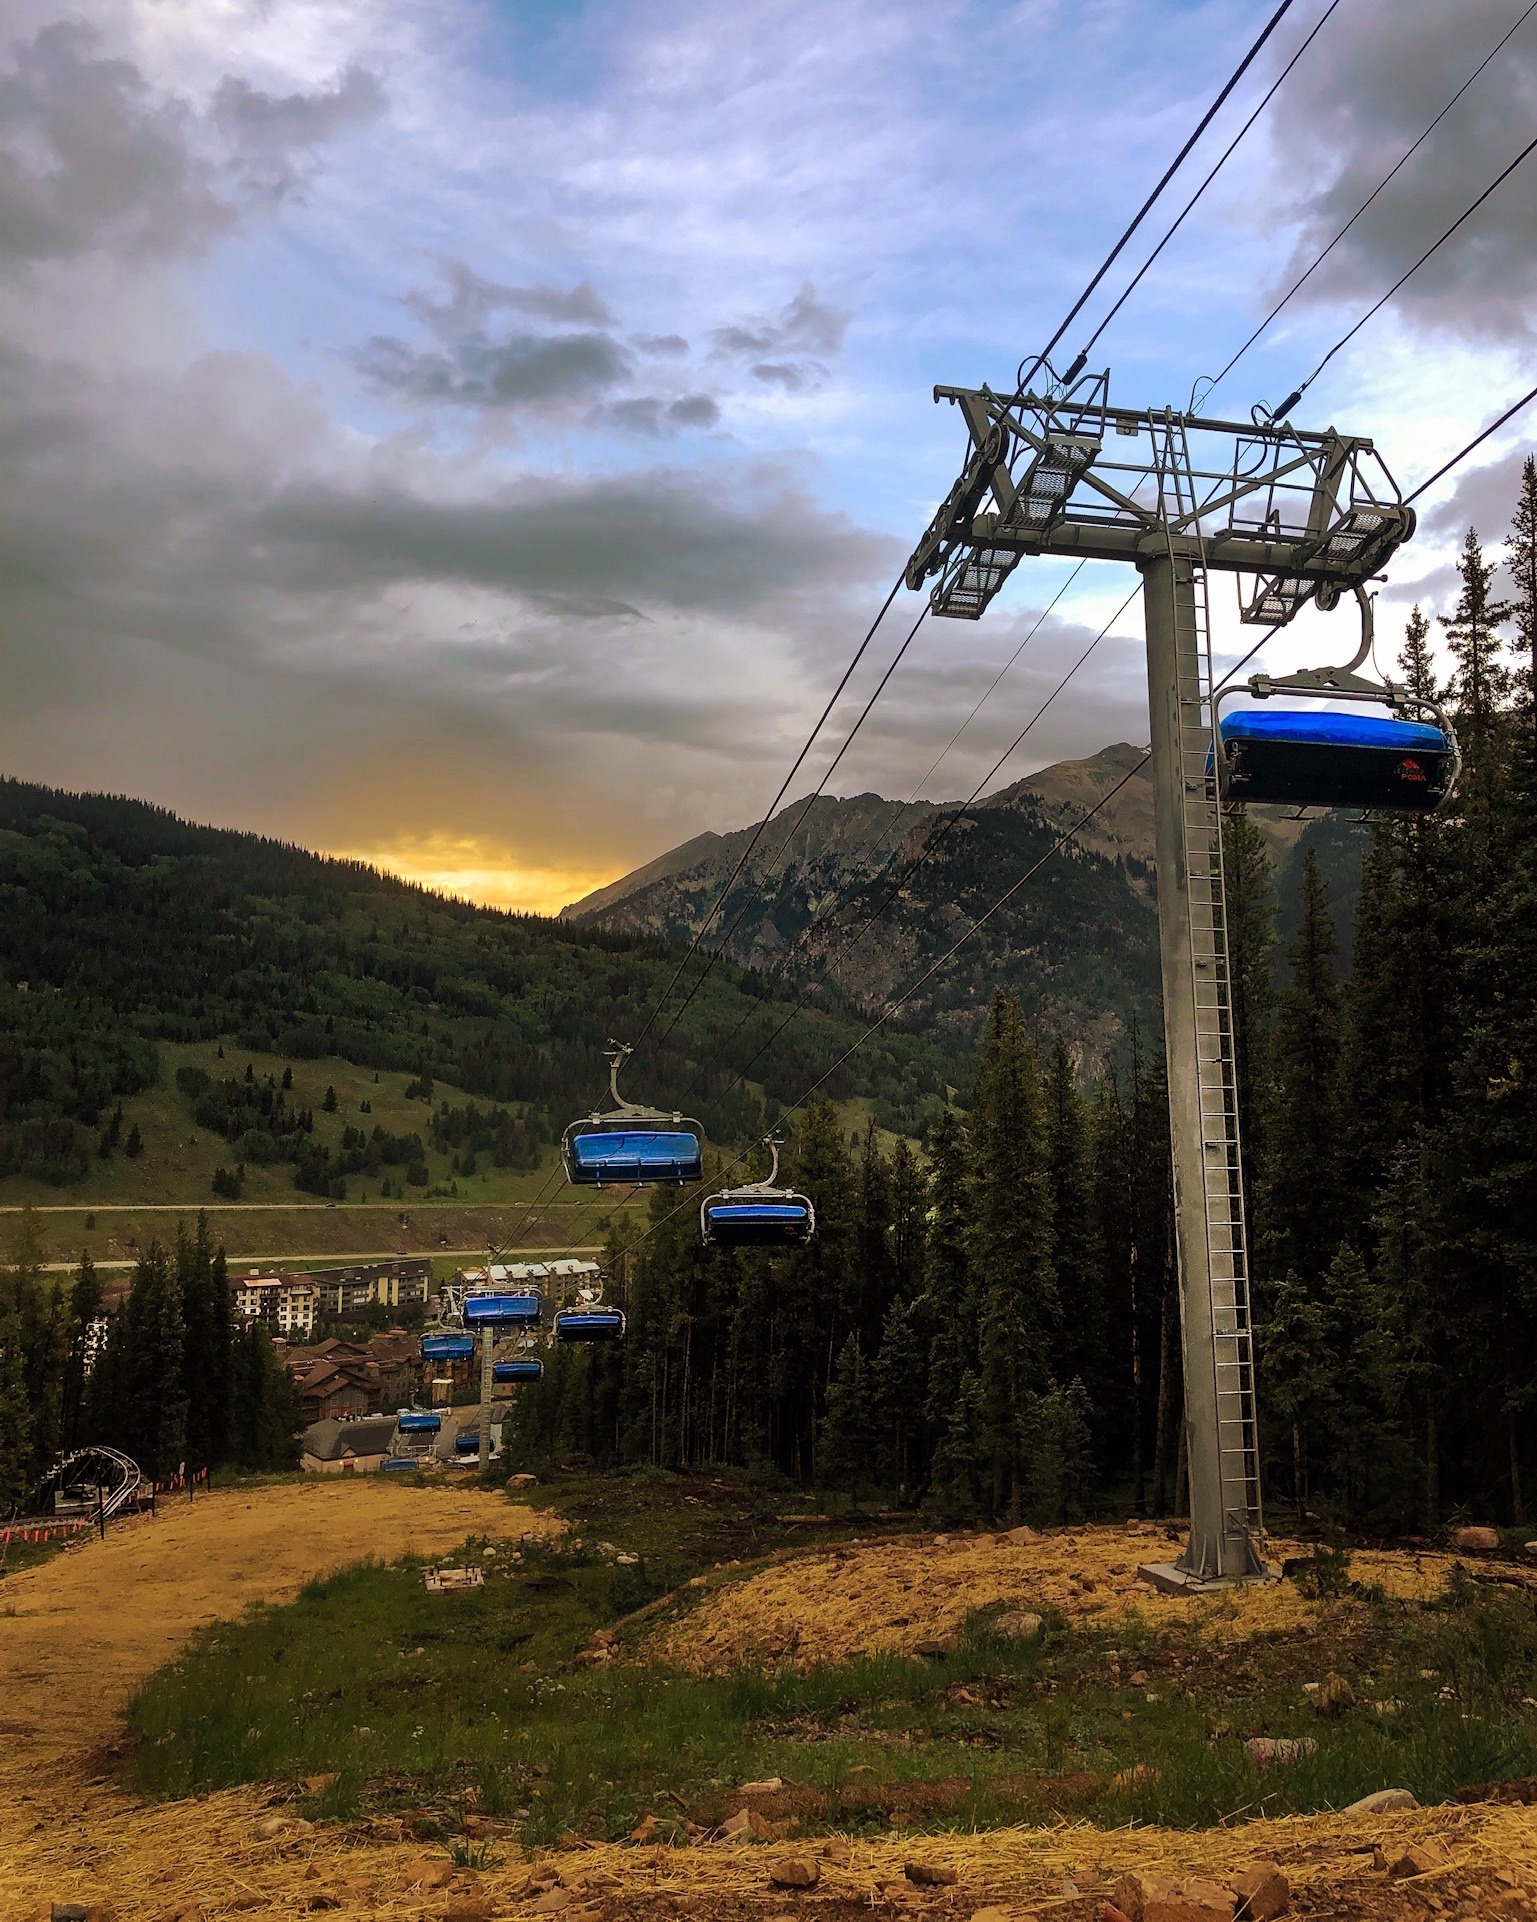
[905,372,1413,1584]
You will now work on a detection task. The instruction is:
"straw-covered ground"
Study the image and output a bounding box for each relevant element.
[645,1521,1466,1673]
[4,1477,1537,1920]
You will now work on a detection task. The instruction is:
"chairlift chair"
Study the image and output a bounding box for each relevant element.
[463,1291,542,1328]
[382,1457,421,1471]
[453,1431,486,1456]
[1214,585,1460,814]
[396,1409,442,1434]
[420,1332,475,1363]
[700,1137,816,1248]
[492,1357,545,1384]
[553,1306,626,1343]
[561,1043,704,1187]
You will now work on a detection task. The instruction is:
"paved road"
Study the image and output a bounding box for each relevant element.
[40,1242,605,1272]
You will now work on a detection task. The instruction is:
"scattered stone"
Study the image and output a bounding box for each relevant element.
[1111,1870,1234,1921]
[1315,1672,1355,1714]
[768,1856,820,1889]
[1232,1860,1290,1919]
[508,1473,538,1487]
[1451,1526,1501,1552]
[443,1900,493,1922]
[905,1862,959,1886]
[255,1816,292,1839]
[407,1862,455,1890]
[720,1808,754,1838]
[630,1815,660,1843]
[914,1635,958,1659]
[529,1890,572,1914]
[739,1777,785,1794]
[1244,1736,1315,1767]
[1101,1907,1133,1922]
[1342,1788,1420,1815]
[819,1841,852,1865]
[1389,1839,1451,1879]
[1003,1525,1037,1544]
[1129,1671,1150,1688]
[993,1610,1043,1640]
[303,1771,339,1795]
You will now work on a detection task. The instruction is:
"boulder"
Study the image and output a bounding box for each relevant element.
[508,1473,539,1487]
[1003,1525,1037,1544]
[768,1856,820,1889]
[1111,1871,1234,1922]
[1232,1860,1290,1919]
[1388,1839,1450,1879]
[1450,1525,1501,1552]
[993,1611,1043,1640]
[1315,1672,1354,1714]
[904,1861,959,1886]
[1341,1788,1419,1816]
[1244,1736,1315,1767]
[443,1901,493,1922]
[738,1777,785,1794]
[719,1808,754,1839]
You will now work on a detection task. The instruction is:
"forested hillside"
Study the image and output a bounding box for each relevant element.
[515,473,1537,1532]
[0,785,961,1190]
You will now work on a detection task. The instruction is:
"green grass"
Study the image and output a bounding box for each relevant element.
[122,1475,1537,1844]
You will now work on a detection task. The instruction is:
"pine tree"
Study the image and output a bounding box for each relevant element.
[60,1250,103,1450]
[818,1335,875,1509]
[1261,849,1344,1289]
[1018,1378,1095,1525]
[1043,1038,1101,1401]
[1221,808,1277,1206]
[967,993,1056,1518]
[180,1217,232,1470]
[0,1304,33,1513]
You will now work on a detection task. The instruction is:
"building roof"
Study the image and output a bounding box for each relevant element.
[365,1332,419,1366]
[301,1416,398,1462]
[300,1357,377,1399]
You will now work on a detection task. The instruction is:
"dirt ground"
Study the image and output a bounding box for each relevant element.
[3,1489,1536,1921]
[647,1522,1470,1674]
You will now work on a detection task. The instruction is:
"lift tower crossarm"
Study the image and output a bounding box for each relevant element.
[904,370,1414,1585]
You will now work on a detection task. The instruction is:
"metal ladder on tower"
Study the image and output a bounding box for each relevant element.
[1158,414,1265,1555]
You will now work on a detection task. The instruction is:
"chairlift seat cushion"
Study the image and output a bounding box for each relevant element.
[420,1333,476,1361]
[566,1128,703,1185]
[397,1410,442,1432]
[492,1358,545,1383]
[553,1308,626,1342]
[1219,708,1452,810]
[703,1199,813,1247]
[464,1292,542,1326]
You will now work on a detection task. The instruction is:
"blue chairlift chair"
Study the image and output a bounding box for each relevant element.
[700,1137,816,1249]
[561,1043,703,1187]
[1214,585,1460,816]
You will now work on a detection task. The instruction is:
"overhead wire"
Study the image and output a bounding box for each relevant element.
[523,586,1140,1256]
[1199,0,1537,404]
[1012,0,1298,396]
[626,570,909,1052]
[1070,0,1346,371]
[606,749,1156,1270]
[648,599,932,1051]
[1271,128,1537,418]
[651,563,1087,1070]
[1404,382,1537,505]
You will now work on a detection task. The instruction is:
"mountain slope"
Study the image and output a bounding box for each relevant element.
[564,747,1163,1068]
[0,781,962,1189]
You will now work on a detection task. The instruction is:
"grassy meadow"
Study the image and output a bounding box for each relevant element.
[124,1473,1537,1849]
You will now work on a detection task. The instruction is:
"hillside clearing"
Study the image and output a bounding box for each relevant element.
[646,1523,1472,1673]
[5,1480,1537,1918]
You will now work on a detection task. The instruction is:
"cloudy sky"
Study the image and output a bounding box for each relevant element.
[4,0,1535,912]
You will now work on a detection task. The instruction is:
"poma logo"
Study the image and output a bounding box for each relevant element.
[1396,757,1427,784]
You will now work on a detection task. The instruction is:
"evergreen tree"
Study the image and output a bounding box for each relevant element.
[1018,1377,1095,1526]
[1044,1038,1100,1399]
[180,1217,232,1470]
[1261,849,1344,1290]
[0,1301,32,1513]
[1221,808,1276,1207]
[967,992,1055,1518]
[60,1250,103,1450]
[818,1335,875,1508]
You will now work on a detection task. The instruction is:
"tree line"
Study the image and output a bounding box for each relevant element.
[510,462,1537,1532]
[0,1216,300,1510]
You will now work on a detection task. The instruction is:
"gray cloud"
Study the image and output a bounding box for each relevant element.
[710,280,851,391]
[1265,0,1537,345]
[598,392,721,434]
[211,64,385,201]
[356,327,632,409]
[406,258,615,334]
[633,332,690,356]
[0,22,232,264]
